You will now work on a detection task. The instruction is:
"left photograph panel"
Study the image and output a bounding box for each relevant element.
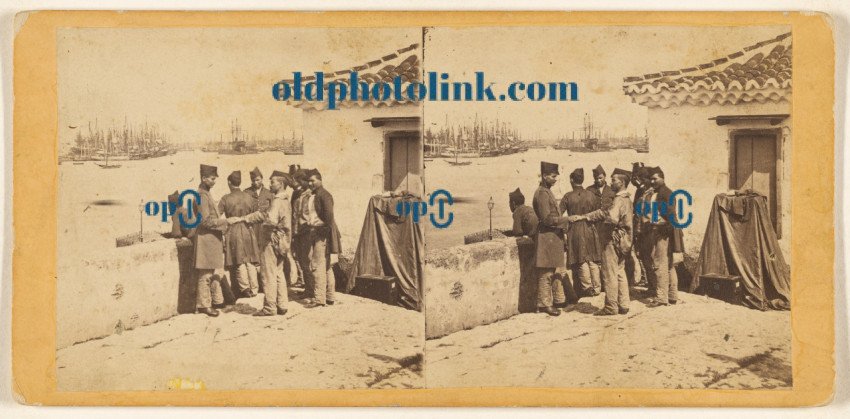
[55,27,425,391]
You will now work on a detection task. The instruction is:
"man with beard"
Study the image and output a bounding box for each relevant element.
[219,171,261,298]
[533,161,578,316]
[560,168,602,297]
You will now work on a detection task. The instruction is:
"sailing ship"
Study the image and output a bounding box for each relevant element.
[64,118,174,163]
[553,114,648,152]
[218,119,259,155]
[426,113,529,159]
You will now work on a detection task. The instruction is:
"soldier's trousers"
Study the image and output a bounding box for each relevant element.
[652,233,679,304]
[537,267,578,308]
[600,242,630,312]
[309,230,335,305]
[637,233,656,294]
[235,263,259,294]
[625,248,643,286]
[573,261,601,294]
[259,243,289,312]
[196,269,224,309]
[294,233,315,298]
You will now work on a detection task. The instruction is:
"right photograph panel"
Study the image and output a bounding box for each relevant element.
[421,25,792,390]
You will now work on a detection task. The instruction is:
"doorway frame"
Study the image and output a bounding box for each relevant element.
[727,127,783,238]
[382,129,423,193]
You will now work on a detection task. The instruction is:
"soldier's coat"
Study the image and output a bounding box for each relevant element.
[532,184,570,269]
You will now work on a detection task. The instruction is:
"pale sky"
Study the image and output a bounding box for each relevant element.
[423,25,789,139]
[57,27,421,149]
[57,25,788,149]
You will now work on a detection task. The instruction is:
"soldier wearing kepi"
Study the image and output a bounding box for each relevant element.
[587,164,616,211]
[303,169,342,308]
[507,188,538,237]
[241,170,293,316]
[560,168,602,297]
[193,164,231,317]
[580,168,634,316]
[219,171,261,298]
[533,161,577,316]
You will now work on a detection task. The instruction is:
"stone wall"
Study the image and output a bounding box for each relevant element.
[56,237,194,349]
[424,237,537,339]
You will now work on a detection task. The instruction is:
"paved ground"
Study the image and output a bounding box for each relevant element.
[57,286,791,391]
[57,290,425,391]
[425,289,792,389]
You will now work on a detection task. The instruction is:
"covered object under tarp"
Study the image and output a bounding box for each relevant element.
[346,195,425,311]
[692,192,790,310]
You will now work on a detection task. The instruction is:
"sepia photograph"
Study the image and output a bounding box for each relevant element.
[421,25,792,390]
[51,23,794,393]
[55,27,426,391]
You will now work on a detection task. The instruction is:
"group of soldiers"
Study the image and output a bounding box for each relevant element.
[508,161,683,316]
[169,163,341,317]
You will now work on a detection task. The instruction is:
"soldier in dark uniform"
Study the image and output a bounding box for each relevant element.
[587,164,616,210]
[532,162,578,316]
[645,167,684,307]
[219,171,262,298]
[560,168,602,297]
[193,164,232,317]
[507,188,538,237]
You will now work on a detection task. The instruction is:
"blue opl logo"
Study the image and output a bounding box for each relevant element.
[395,189,454,229]
[144,189,202,229]
[634,189,693,229]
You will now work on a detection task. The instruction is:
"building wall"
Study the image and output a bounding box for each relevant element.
[643,99,791,261]
[300,104,421,251]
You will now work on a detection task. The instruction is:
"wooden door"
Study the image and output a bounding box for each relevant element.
[386,132,422,195]
[733,133,778,232]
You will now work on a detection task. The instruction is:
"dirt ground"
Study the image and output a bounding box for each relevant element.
[56,291,425,391]
[425,288,791,389]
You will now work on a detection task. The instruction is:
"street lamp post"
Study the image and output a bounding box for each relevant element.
[487,196,494,240]
[138,200,144,243]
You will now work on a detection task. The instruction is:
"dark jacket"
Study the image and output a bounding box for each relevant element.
[560,187,602,265]
[533,184,570,269]
[219,186,261,267]
[511,205,538,237]
[193,184,227,270]
[245,185,274,212]
[649,184,685,253]
[312,186,342,255]
[587,183,616,210]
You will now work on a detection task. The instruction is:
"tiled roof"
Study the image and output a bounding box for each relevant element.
[623,32,791,109]
[286,43,420,111]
